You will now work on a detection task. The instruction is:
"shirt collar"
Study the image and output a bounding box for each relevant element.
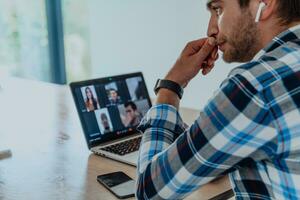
[252,24,300,61]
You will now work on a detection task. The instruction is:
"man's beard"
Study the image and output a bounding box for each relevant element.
[220,10,261,63]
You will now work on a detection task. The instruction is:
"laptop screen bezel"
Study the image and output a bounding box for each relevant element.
[70,72,152,149]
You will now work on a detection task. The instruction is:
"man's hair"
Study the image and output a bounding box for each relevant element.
[238,0,300,25]
[100,113,108,120]
[109,88,117,92]
[125,101,137,110]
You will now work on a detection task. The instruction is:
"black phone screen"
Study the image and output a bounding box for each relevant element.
[97,171,135,199]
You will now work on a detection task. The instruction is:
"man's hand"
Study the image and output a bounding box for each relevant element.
[156,37,218,108]
[165,37,218,88]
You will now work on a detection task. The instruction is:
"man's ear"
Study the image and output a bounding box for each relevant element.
[258,0,277,21]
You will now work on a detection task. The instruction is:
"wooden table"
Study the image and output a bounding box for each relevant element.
[0,77,233,200]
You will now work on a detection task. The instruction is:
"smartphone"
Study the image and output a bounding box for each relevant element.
[97,171,135,199]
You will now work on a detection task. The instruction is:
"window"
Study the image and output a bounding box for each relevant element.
[62,0,91,82]
[0,0,51,82]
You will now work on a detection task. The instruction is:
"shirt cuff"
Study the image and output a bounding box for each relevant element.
[137,104,186,138]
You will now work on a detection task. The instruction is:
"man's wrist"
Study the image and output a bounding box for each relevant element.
[155,88,180,109]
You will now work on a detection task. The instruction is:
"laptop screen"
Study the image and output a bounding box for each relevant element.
[70,72,152,149]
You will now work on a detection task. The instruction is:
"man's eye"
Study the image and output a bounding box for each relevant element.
[213,7,222,16]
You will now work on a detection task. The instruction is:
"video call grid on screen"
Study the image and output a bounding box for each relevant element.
[71,72,152,147]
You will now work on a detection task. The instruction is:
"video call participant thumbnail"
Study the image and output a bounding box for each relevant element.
[126,77,148,101]
[122,101,143,127]
[82,86,99,112]
[108,88,123,105]
[95,109,113,134]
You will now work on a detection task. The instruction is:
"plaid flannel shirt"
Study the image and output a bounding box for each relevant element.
[136,24,300,200]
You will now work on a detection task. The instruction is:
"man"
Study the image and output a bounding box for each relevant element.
[136,0,300,199]
[108,88,122,105]
[124,101,142,127]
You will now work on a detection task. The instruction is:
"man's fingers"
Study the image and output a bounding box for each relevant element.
[202,55,216,75]
[215,53,219,60]
[202,64,214,75]
[194,37,216,64]
[201,54,216,69]
[183,38,208,56]
[201,60,208,68]
[211,47,218,60]
[208,58,214,66]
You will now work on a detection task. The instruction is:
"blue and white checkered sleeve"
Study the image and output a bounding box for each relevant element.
[136,74,279,200]
[137,104,186,172]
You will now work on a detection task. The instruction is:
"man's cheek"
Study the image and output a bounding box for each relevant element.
[218,19,229,36]
[217,13,224,27]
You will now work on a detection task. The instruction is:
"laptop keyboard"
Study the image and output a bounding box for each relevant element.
[100,137,142,156]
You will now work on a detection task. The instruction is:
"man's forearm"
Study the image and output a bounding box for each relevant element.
[155,88,180,109]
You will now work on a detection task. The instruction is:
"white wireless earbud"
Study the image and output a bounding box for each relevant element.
[255,2,266,23]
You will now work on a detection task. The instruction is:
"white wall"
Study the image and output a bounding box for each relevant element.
[88,0,236,109]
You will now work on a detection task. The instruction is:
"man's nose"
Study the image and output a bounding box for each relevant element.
[207,16,219,38]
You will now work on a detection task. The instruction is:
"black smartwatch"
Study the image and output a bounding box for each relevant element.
[154,79,184,99]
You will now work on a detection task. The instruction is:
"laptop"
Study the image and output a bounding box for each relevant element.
[70,72,152,166]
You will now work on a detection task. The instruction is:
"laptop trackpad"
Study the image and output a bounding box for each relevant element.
[122,151,138,165]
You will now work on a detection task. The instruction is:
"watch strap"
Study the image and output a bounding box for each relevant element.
[154,79,183,99]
